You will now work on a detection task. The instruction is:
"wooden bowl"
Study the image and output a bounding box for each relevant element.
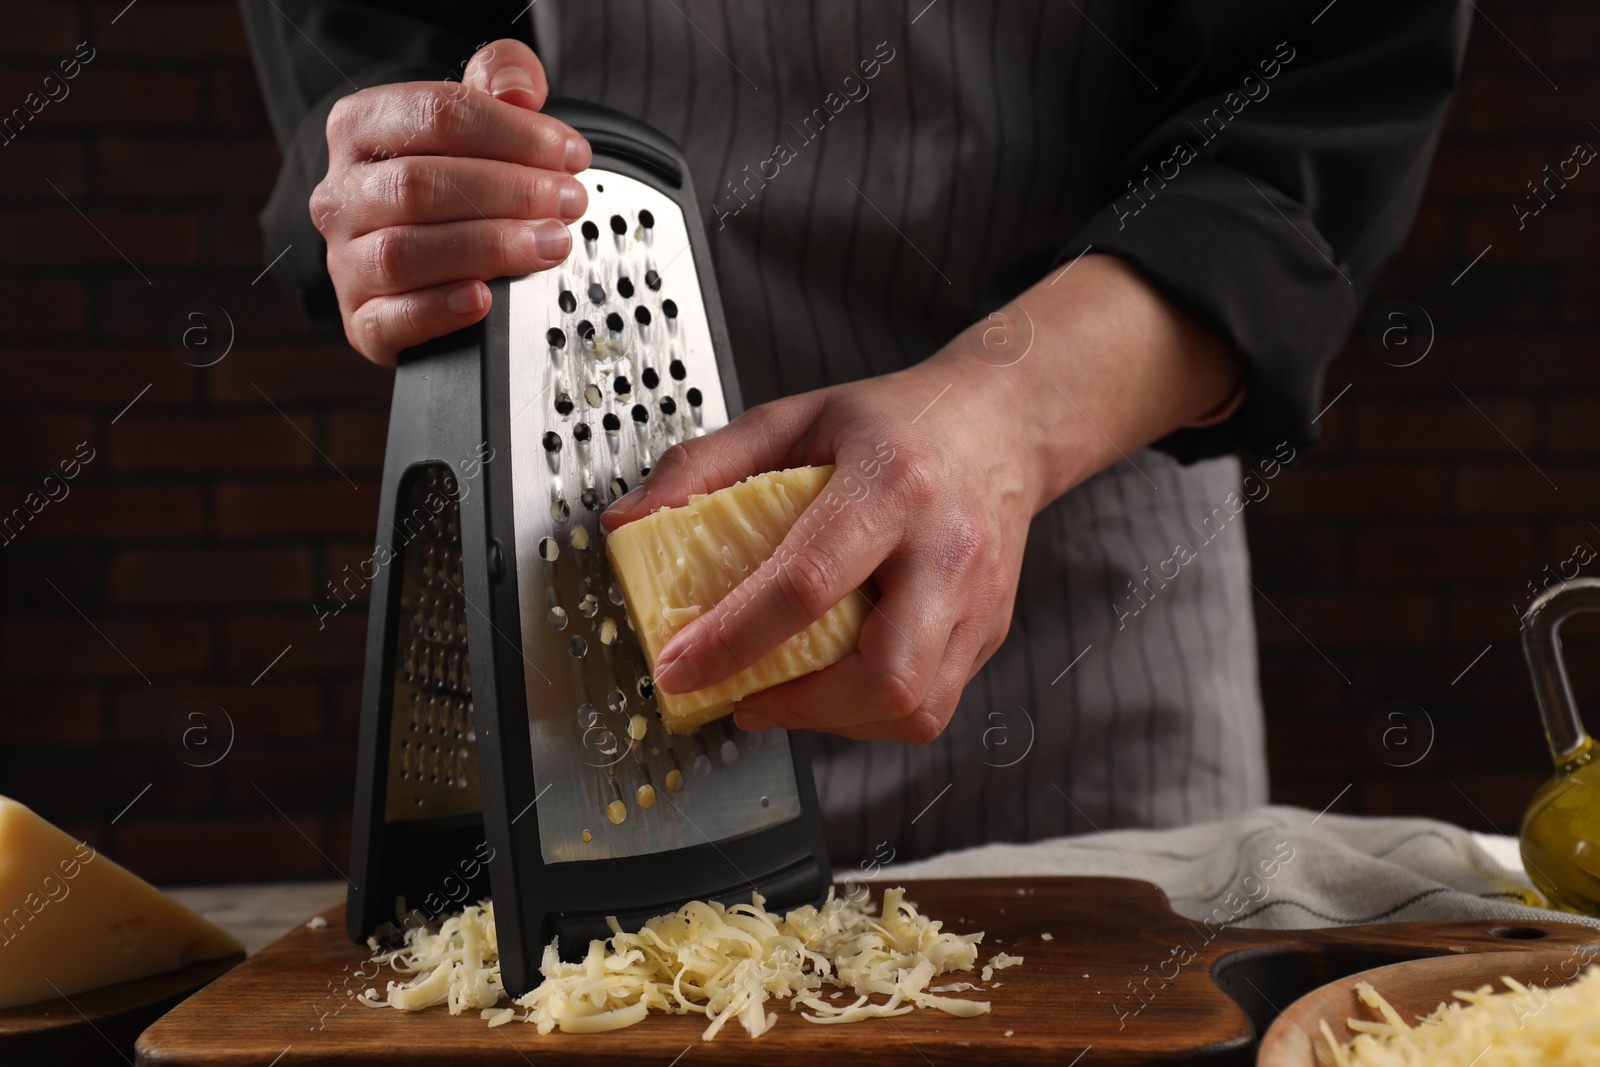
[1257,942,1596,1066]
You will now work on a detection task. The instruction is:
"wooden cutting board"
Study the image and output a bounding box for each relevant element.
[134,878,1600,1066]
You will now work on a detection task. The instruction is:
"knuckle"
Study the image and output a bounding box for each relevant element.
[896,711,946,745]
[413,86,461,138]
[889,451,938,506]
[364,229,411,290]
[866,664,921,720]
[325,94,358,144]
[774,550,837,620]
[382,158,432,218]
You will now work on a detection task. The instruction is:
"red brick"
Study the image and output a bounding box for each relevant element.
[0,546,103,609]
[220,612,367,675]
[1243,525,1343,588]
[215,480,379,538]
[1360,772,1544,832]
[8,69,203,130]
[210,345,393,405]
[1254,592,1437,648]
[1266,718,1389,777]
[0,278,89,335]
[224,744,357,812]
[0,617,208,681]
[0,138,87,197]
[0,415,94,474]
[1466,73,1596,133]
[1453,334,1600,388]
[1353,398,1535,454]
[1353,526,1535,582]
[0,3,82,55]
[1449,592,1534,644]
[1258,464,1443,519]
[101,278,306,340]
[1558,268,1600,324]
[331,679,362,738]
[5,483,204,541]
[205,207,265,268]
[113,815,332,885]
[1441,711,1550,771]
[0,345,196,405]
[109,413,314,473]
[1462,10,1547,68]
[0,752,218,819]
[1454,463,1592,515]
[1424,141,1551,199]
[1391,202,1456,264]
[112,682,322,744]
[0,685,102,745]
[321,540,383,612]
[1260,656,1349,713]
[1548,399,1600,453]
[326,412,389,471]
[1464,204,1600,262]
[95,137,279,201]
[0,207,201,267]
[109,546,315,608]
[88,2,253,60]
[1550,12,1600,64]
[208,68,270,130]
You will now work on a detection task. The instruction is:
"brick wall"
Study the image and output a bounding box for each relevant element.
[0,1,1595,884]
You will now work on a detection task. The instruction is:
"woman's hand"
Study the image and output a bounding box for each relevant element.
[312,39,590,365]
[601,255,1242,743]
[604,356,1039,743]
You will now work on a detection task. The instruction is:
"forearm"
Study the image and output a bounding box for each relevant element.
[928,254,1242,516]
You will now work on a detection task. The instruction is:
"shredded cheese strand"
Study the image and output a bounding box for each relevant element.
[1319,965,1600,1067]
[359,887,996,1040]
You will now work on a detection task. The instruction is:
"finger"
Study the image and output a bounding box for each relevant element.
[461,38,549,111]
[651,459,904,695]
[339,156,586,234]
[599,396,822,531]
[327,82,589,174]
[345,279,490,366]
[335,217,572,302]
[732,566,950,731]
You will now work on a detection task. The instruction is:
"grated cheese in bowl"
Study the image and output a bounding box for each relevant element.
[1318,965,1600,1066]
[358,887,992,1040]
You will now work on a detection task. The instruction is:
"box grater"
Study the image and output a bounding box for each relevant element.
[346,101,832,995]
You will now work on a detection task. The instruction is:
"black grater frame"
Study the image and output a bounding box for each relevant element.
[349,101,832,996]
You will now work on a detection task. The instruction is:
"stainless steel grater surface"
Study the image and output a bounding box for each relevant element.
[508,170,802,864]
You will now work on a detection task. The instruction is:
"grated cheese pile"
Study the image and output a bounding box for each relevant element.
[359,887,994,1040]
[1318,965,1600,1067]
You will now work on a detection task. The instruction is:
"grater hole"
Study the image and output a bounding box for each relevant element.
[606,311,624,333]
[669,359,686,380]
[639,209,655,229]
[547,327,566,348]
[579,593,600,618]
[576,319,595,341]
[606,689,627,714]
[644,269,662,291]
[555,392,574,415]
[613,376,631,397]
[583,383,603,408]
[660,396,677,415]
[569,634,588,658]
[548,605,568,630]
[541,431,562,453]
[634,306,651,325]
[588,282,605,304]
[641,367,660,389]
[551,498,570,522]
[602,412,621,433]
[686,387,703,407]
[573,422,592,442]
[559,290,576,313]
[720,740,739,765]
[538,537,559,562]
[692,753,712,778]
[581,486,602,510]
[637,675,655,700]
[662,299,678,319]
[610,214,627,235]
[617,277,634,299]
[581,220,599,242]
[608,476,627,500]
[631,403,649,424]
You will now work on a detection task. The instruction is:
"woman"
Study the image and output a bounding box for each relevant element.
[242,0,1470,863]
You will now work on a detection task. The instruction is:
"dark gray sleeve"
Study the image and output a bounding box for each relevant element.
[1070,0,1471,461]
[238,0,531,323]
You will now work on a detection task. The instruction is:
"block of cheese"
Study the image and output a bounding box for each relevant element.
[0,795,244,1009]
[606,465,868,731]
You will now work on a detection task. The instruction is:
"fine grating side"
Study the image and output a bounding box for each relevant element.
[383,464,483,821]
[508,169,802,864]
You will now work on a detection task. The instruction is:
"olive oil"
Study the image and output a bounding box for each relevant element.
[1520,738,1600,915]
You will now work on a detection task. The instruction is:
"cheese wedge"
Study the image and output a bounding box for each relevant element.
[0,795,244,1009]
[606,466,867,730]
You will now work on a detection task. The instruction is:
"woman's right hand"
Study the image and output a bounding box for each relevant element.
[311,39,590,365]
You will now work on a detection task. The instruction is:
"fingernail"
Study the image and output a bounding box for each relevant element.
[736,711,777,733]
[558,179,586,221]
[564,136,591,173]
[489,66,536,103]
[606,483,649,515]
[655,654,702,695]
[445,281,484,315]
[532,220,571,261]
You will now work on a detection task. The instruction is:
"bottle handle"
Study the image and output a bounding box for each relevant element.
[1521,577,1600,767]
